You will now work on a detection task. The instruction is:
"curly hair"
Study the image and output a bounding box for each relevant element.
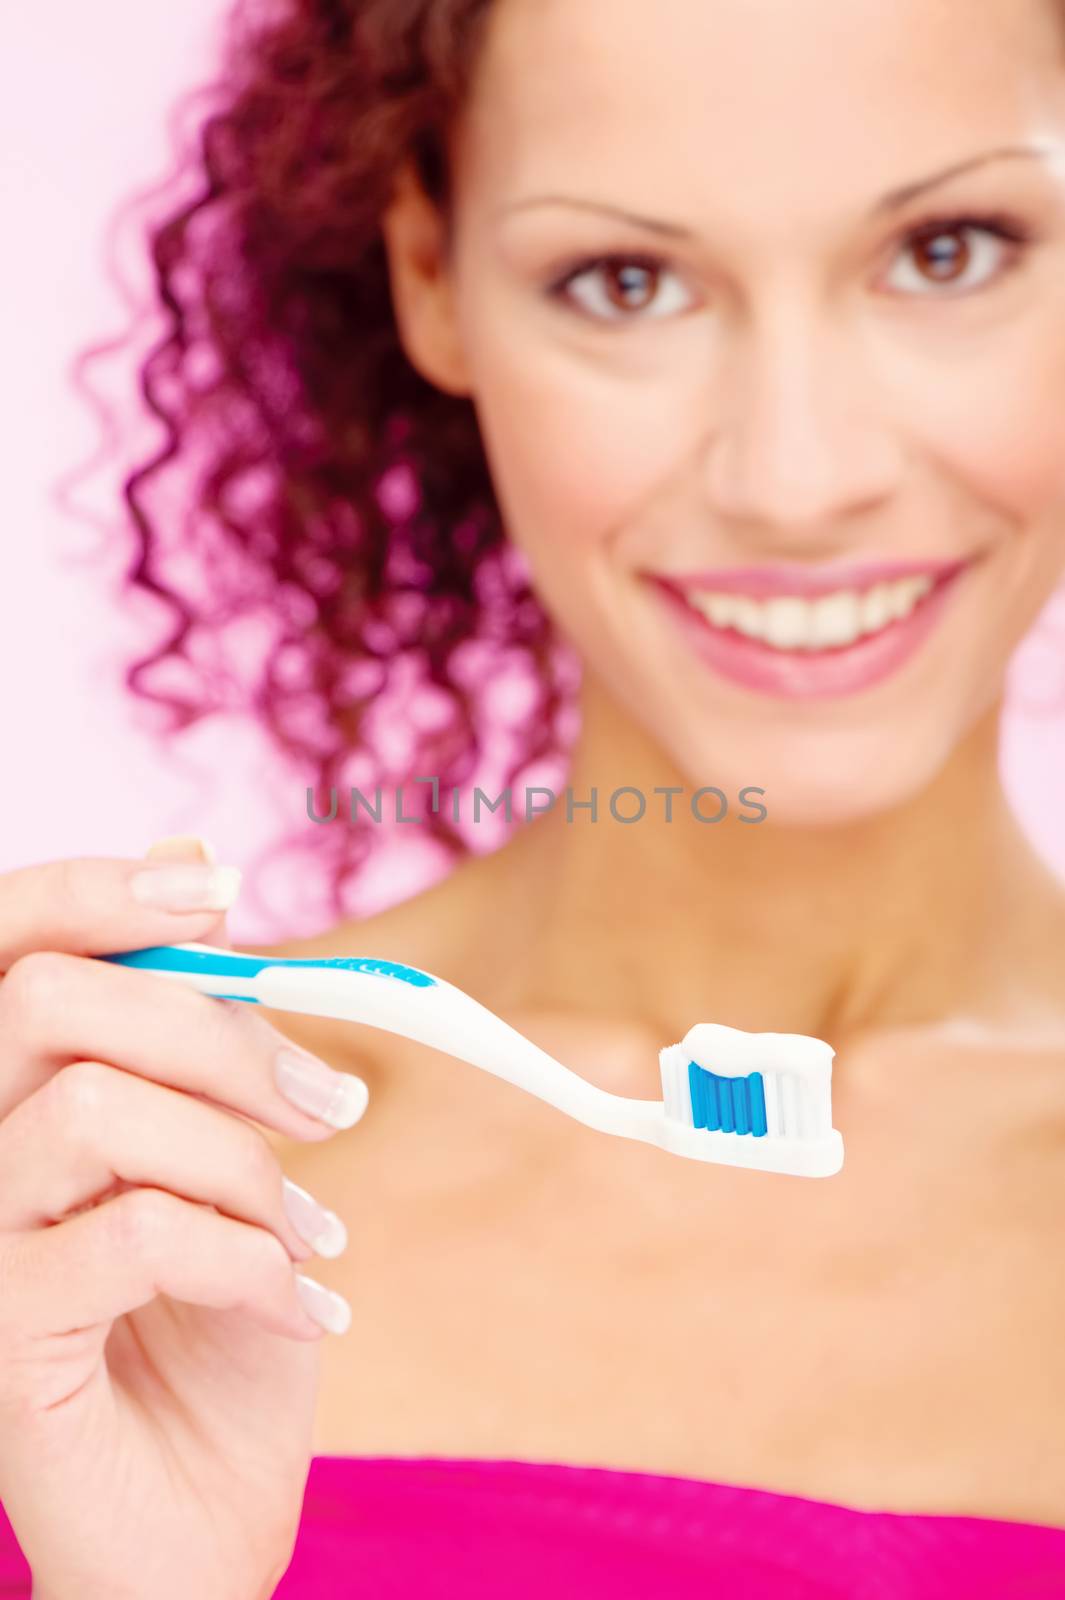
[78,0,573,923]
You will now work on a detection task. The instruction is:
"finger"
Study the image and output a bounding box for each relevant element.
[0,950,368,1135]
[0,1060,347,1263]
[144,835,219,865]
[142,835,234,953]
[0,853,243,971]
[0,1188,352,1343]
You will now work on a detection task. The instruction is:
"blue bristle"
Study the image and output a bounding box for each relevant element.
[719,1075,735,1132]
[732,1076,749,1135]
[689,1059,705,1127]
[686,1060,768,1138]
[749,1072,768,1136]
[703,1071,719,1131]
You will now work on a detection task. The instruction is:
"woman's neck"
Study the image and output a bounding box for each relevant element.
[475,672,1057,1052]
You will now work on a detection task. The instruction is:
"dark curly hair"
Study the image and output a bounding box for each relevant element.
[72,0,574,925]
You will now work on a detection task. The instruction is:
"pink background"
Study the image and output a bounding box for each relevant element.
[3,0,1064,943]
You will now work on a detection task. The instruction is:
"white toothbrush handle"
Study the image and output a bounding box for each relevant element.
[253,963,662,1141]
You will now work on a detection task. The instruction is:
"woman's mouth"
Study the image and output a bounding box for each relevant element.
[642,556,974,700]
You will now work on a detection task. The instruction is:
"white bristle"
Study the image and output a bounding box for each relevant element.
[797,1077,810,1140]
[780,1073,798,1137]
[658,1045,693,1126]
[763,1070,781,1137]
[673,1055,694,1126]
[662,1052,677,1121]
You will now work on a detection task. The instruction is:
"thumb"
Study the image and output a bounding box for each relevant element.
[142,835,234,951]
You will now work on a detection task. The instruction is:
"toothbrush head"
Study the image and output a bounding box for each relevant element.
[657,1022,844,1178]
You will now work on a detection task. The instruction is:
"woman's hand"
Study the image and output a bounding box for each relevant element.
[0,839,367,1600]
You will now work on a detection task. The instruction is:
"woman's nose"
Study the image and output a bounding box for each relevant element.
[701,306,906,536]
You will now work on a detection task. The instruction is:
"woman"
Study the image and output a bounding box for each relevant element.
[1,0,1064,1594]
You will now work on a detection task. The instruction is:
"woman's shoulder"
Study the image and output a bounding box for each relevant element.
[243,847,498,984]
[996,857,1065,1038]
[244,852,518,1158]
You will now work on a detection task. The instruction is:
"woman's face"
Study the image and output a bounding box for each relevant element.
[391,0,1065,824]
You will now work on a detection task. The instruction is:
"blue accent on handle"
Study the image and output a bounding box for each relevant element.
[687,1060,767,1138]
[101,946,437,987]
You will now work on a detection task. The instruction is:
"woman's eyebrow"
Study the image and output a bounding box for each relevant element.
[494,142,1061,239]
[872,141,1060,214]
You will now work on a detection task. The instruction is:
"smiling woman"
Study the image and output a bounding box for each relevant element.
[1,0,1065,1597]
[95,0,1065,847]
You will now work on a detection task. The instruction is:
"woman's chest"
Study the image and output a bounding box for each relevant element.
[301,1079,1065,1528]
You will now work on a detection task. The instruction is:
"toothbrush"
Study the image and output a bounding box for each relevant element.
[98,942,845,1178]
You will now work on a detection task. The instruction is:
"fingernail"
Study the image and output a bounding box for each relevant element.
[274,1046,369,1130]
[295,1274,352,1335]
[129,863,242,912]
[282,1178,348,1259]
[146,834,218,865]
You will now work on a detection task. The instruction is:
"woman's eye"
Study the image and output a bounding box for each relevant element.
[884,221,1025,295]
[548,256,695,322]
[545,221,1029,322]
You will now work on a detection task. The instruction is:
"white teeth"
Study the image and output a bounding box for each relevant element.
[808,592,861,648]
[762,597,809,650]
[731,597,762,636]
[704,595,737,628]
[683,572,937,652]
[860,583,894,634]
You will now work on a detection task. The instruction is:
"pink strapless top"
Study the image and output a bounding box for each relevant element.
[3,1455,1065,1598]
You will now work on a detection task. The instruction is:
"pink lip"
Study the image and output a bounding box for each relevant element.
[644,555,969,601]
